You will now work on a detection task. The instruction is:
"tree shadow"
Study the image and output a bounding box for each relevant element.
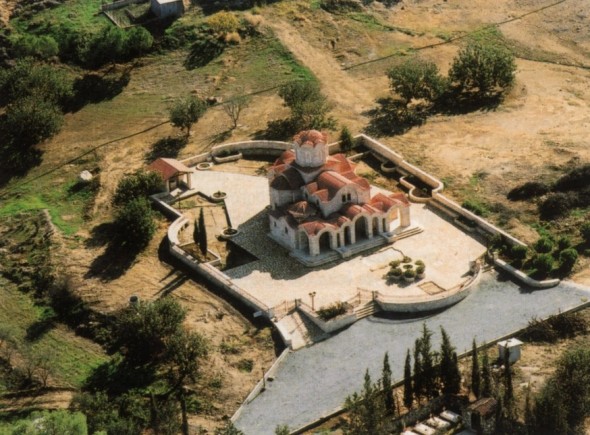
[363,98,427,137]
[85,223,142,281]
[252,118,297,141]
[25,316,56,341]
[0,146,43,188]
[84,357,156,394]
[184,37,224,70]
[66,71,131,113]
[144,136,188,162]
[365,89,504,137]
[208,129,232,145]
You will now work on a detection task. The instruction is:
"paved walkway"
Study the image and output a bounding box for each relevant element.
[234,273,590,434]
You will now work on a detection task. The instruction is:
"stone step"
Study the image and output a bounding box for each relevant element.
[354,301,380,320]
[392,226,424,242]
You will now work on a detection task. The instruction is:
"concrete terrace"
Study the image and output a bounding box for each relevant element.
[189,168,485,312]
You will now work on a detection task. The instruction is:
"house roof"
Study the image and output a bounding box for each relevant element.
[498,338,523,348]
[148,158,191,181]
[293,130,327,148]
[153,0,182,4]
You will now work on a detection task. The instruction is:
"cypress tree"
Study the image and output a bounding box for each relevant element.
[524,387,536,435]
[193,219,200,246]
[382,352,394,415]
[503,347,513,404]
[481,345,492,397]
[419,323,437,398]
[440,327,460,395]
[471,339,480,398]
[413,339,423,402]
[403,349,413,410]
[198,208,207,257]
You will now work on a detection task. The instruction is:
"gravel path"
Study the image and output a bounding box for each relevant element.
[235,272,590,434]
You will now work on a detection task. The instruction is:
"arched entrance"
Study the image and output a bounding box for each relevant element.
[355,217,368,241]
[319,232,331,253]
[298,231,310,254]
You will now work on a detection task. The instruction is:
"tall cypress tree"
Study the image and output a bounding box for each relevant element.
[413,339,423,402]
[419,323,437,398]
[403,349,413,410]
[471,339,481,398]
[198,208,207,257]
[503,347,513,404]
[439,327,460,395]
[193,219,200,246]
[481,345,492,397]
[382,352,394,415]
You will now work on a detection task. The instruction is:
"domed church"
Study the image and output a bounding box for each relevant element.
[268,130,411,265]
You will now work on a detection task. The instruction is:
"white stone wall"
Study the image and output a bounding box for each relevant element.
[294,142,327,168]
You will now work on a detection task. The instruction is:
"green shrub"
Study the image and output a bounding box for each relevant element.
[387,57,447,104]
[403,268,416,279]
[339,126,355,151]
[510,244,528,261]
[559,248,578,274]
[557,236,572,251]
[553,164,590,192]
[11,34,59,59]
[462,199,489,217]
[507,181,550,201]
[416,265,425,275]
[533,253,554,277]
[388,267,402,278]
[389,260,401,268]
[402,256,412,263]
[320,0,363,13]
[533,237,554,254]
[114,198,156,249]
[415,259,425,267]
[539,192,577,220]
[581,222,590,245]
[206,11,240,35]
[317,302,347,321]
[112,170,163,206]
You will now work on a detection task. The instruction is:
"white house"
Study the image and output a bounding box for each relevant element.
[497,338,523,364]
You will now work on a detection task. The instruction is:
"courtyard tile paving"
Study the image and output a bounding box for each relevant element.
[234,273,590,434]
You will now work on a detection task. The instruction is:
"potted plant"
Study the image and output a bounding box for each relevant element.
[416,265,425,279]
[403,268,416,282]
[388,267,402,281]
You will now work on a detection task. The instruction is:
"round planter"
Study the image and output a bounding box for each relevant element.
[403,275,416,283]
[416,272,425,280]
[219,227,240,240]
[380,161,397,174]
[196,162,213,171]
[388,273,402,282]
[210,191,227,203]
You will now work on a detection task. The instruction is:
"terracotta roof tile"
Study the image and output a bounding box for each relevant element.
[148,158,191,181]
[293,130,327,148]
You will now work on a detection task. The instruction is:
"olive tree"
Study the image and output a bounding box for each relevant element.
[169,96,207,136]
[387,57,447,104]
[449,39,516,98]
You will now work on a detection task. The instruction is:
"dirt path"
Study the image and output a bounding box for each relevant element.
[0,389,75,413]
[267,19,379,130]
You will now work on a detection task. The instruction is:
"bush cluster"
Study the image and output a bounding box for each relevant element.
[317,302,348,321]
[507,181,549,201]
[522,311,587,343]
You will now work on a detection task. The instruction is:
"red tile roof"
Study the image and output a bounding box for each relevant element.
[148,158,192,181]
[293,130,327,148]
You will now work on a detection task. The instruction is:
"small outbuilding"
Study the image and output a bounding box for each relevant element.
[497,337,523,364]
[150,0,184,19]
[463,397,497,435]
[148,157,193,193]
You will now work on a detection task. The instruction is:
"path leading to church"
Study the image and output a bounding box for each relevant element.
[268,20,381,129]
[234,273,590,434]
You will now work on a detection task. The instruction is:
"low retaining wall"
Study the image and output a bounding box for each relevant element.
[231,347,291,423]
[494,258,560,288]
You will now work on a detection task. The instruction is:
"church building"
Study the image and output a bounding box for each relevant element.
[268,130,411,263]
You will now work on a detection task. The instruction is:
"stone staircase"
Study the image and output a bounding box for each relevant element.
[391,226,424,242]
[336,235,388,259]
[278,310,329,350]
[354,300,380,320]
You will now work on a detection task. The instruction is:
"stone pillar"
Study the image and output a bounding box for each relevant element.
[310,237,320,256]
[400,206,411,227]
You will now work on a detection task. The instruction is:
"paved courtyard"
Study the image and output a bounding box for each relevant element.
[234,273,590,434]
[190,169,486,311]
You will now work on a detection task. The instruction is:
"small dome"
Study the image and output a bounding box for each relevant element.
[293,130,327,147]
[287,201,318,221]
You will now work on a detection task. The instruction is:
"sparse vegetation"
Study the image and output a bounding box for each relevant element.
[317,302,347,321]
